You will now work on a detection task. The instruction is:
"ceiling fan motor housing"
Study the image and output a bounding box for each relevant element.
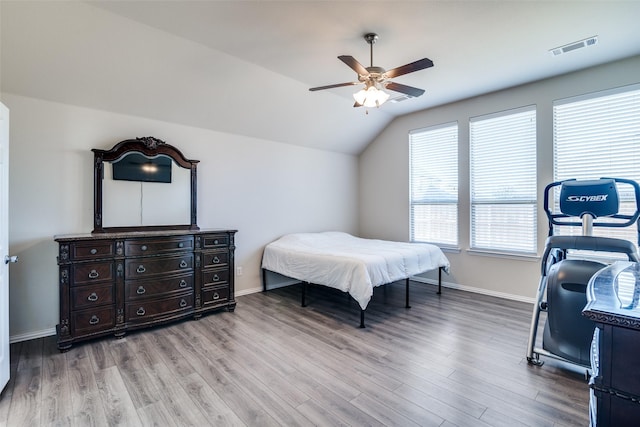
[361,66,386,84]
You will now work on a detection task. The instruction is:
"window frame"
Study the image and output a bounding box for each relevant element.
[552,83,640,256]
[469,105,538,256]
[409,122,459,248]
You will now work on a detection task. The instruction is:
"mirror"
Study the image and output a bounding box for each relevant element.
[102,155,191,228]
[92,137,199,233]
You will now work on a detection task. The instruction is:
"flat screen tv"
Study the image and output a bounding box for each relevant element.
[112,153,172,183]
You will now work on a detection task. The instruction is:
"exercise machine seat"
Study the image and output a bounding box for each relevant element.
[542,259,605,366]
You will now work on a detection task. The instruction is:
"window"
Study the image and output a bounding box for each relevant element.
[553,84,640,248]
[409,122,458,247]
[470,106,537,254]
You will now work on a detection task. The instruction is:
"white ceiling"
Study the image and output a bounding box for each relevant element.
[4,1,640,154]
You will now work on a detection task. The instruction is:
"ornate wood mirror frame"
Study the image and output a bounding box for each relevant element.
[92,136,199,233]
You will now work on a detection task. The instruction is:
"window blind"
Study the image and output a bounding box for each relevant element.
[553,84,640,247]
[409,122,458,246]
[470,106,537,254]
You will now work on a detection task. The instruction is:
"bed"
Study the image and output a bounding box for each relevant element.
[261,231,450,327]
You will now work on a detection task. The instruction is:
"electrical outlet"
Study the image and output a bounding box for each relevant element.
[236,266,243,276]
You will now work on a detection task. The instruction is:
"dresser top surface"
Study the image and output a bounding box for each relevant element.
[584,261,640,328]
[55,228,236,242]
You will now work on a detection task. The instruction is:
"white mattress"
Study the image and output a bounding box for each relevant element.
[261,231,450,310]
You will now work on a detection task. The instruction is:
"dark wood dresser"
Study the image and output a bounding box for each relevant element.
[583,261,640,426]
[55,229,236,351]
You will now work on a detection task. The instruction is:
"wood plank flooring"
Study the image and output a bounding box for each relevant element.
[0,282,590,426]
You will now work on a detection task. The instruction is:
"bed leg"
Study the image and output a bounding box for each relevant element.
[262,268,267,292]
[438,267,442,295]
[301,282,307,307]
[360,309,365,328]
[405,278,411,309]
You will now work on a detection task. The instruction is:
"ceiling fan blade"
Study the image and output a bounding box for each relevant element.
[338,55,369,76]
[385,82,425,98]
[309,82,359,91]
[384,58,434,79]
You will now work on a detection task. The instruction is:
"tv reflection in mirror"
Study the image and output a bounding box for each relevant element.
[112,153,172,183]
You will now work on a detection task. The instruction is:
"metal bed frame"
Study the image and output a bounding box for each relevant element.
[262,266,444,328]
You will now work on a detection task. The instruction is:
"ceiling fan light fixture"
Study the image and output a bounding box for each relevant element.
[353,86,390,108]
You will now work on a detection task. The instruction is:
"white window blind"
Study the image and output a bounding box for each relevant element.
[409,122,458,247]
[470,106,537,254]
[553,84,640,247]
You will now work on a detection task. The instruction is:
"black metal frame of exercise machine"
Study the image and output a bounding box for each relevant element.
[526,177,640,369]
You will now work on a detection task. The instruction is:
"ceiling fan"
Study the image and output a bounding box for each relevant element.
[309,33,434,108]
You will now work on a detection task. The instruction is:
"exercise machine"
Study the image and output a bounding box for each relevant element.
[526,177,640,368]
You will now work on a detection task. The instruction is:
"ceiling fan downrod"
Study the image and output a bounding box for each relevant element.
[364,33,378,68]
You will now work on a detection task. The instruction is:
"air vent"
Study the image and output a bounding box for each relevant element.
[549,36,598,57]
[389,95,413,103]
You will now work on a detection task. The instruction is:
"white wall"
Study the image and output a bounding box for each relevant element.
[359,55,640,301]
[3,93,358,341]
[0,0,359,341]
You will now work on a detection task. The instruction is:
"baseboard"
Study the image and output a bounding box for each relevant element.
[410,276,536,304]
[10,327,56,344]
[235,286,263,297]
[235,278,301,297]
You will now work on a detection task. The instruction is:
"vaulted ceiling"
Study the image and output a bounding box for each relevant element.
[2,1,640,154]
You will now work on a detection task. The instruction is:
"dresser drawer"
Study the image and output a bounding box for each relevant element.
[125,236,194,256]
[202,284,230,307]
[72,306,115,335]
[202,269,229,286]
[70,240,115,261]
[609,326,640,396]
[125,254,194,279]
[125,294,193,323]
[73,262,114,285]
[126,274,194,301]
[202,251,229,268]
[71,283,114,310]
[202,234,229,248]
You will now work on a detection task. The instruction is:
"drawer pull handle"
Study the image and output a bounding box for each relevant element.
[179,299,188,308]
[213,292,220,300]
[136,286,146,295]
[136,307,146,316]
[88,270,100,279]
[141,245,148,251]
[213,274,220,282]
[90,248,98,255]
[179,280,187,288]
[179,260,188,268]
[214,239,219,245]
[89,315,100,325]
[212,256,220,264]
[87,292,99,302]
[178,242,184,248]
[137,265,146,274]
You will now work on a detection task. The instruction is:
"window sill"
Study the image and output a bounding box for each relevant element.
[466,248,540,262]
[440,246,462,254]
[411,241,461,254]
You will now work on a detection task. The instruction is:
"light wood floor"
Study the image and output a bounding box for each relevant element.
[0,282,589,426]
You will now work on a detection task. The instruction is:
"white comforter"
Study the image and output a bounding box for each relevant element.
[261,231,450,310]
